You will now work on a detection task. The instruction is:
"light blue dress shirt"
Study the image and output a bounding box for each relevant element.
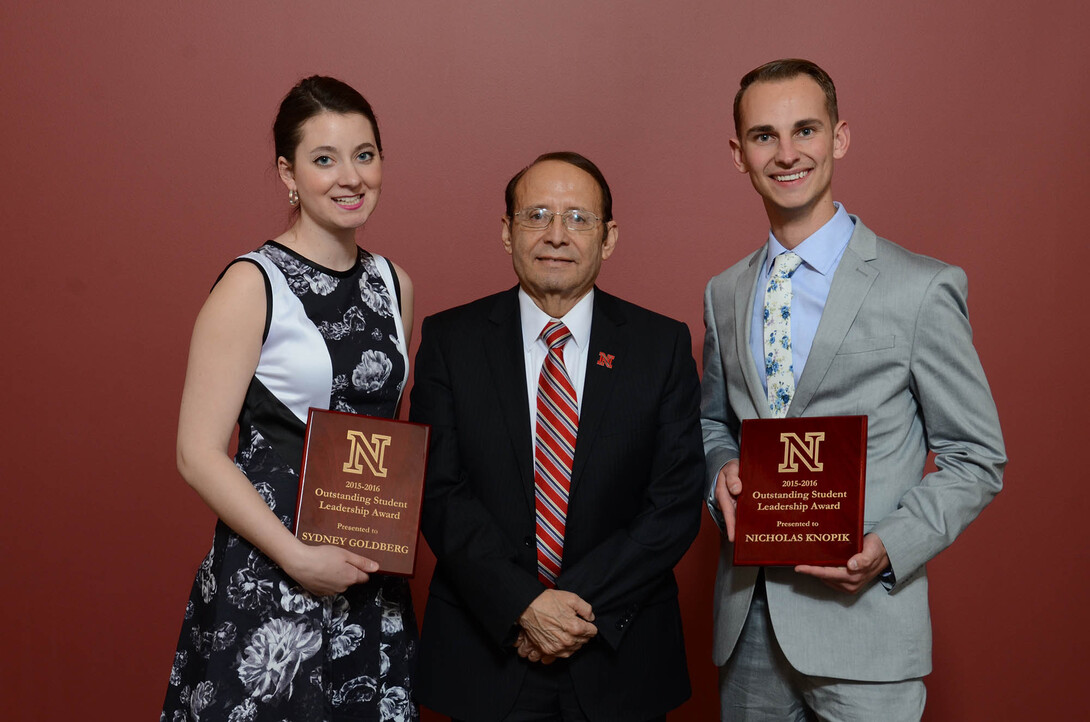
[749,203,856,392]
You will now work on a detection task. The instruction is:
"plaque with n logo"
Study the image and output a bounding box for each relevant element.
[734,415,867,566]
[294,408,430,576]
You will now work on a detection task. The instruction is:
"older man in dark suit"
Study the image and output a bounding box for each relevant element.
[410,151,705,722]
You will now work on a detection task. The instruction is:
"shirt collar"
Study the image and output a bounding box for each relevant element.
[519,287,594,352]
[764,202,855,277]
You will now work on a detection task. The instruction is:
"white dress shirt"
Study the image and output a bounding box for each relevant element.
[518,287,593,440]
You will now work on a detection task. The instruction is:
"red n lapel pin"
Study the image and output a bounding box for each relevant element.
[596,352,615,368]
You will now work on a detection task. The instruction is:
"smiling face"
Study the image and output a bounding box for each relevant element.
[730,75,850,245]
[277,111,382,236]
[502,159,618,318]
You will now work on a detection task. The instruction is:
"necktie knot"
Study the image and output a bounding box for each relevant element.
[771,251,803,279]
[541,320,572,350]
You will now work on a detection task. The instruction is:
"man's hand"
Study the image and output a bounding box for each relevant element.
[795,533,890,594]
[515,629,557,664]
[715,459,743,542]
[516,589,597,660]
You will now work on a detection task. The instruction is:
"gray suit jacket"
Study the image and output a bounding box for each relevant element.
[700,216,1006,681]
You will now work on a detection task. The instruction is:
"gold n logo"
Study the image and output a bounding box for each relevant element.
[342,431,392,477]
[778,432,825,473]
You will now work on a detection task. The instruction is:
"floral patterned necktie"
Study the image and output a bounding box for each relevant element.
[764,252,804,417]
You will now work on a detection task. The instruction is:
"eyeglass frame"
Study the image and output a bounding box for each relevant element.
[510,207,604,232]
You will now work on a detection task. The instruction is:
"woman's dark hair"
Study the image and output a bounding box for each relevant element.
[273,75,382,163]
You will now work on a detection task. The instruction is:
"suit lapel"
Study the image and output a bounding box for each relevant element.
[789,218,879,417]
[570,290,627,493]
[483,288,535,512]
[735,248,772,419]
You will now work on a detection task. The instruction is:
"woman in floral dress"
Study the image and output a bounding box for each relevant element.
[163,76,417,722]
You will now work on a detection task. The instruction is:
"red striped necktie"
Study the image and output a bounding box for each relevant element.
[534,320,578,588]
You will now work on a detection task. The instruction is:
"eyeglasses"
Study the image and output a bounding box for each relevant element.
[512,207,602,232]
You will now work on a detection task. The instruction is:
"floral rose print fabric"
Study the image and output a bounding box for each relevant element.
[163,244,416,721]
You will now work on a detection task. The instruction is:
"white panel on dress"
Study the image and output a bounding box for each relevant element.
[371,252,410,396]
[243,251,333,421]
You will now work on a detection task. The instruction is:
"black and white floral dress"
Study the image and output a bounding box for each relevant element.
[163,242,417,722]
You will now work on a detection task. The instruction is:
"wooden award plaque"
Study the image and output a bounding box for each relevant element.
[733,415,867,566]
[294,408,430,577]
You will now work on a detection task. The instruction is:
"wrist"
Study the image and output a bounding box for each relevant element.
[267,532,307,576]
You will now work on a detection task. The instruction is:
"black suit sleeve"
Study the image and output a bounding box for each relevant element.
[557,321,705,649]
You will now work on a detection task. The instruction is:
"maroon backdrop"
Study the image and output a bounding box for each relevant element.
[2,2,1086,719]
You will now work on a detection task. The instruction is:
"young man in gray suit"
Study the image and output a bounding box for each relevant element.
[701,59,1006,720]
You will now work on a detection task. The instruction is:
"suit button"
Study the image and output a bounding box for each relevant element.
[523,536,533,547]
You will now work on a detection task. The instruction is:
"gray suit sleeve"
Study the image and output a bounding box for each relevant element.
[872,265,1006,582]
[700,279,742,531]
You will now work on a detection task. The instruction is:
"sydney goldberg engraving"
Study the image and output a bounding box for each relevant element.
[294,408,430,576]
